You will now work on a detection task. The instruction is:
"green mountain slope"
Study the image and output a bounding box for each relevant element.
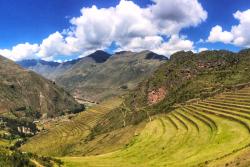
[93,49,250,134]
[0,55,85,167]
[0,55,83,132]
[62,86,250,167]
[17,49,250,167]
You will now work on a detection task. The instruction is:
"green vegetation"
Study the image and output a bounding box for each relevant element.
[0,131,63,167]
[0,55,84,122]
[4,49,250,166]
[0,148,63,167]
[62,86,250,167]
[18,49,250,166]
[92,49,250,136]
[21,98,123,157]
[0,55,85,166]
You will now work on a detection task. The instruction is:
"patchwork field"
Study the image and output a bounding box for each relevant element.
[61,87,250,167]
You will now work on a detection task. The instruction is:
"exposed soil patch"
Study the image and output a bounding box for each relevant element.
[147,87,167,105]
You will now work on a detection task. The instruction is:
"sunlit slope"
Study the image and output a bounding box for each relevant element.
[21,98,122,156]
[63,87,250,167]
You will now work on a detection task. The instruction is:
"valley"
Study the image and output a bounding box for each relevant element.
[2,49,250,166]
[1,0,250,167]
[28,85,250,167]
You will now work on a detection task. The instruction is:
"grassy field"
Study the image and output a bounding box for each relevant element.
[21,97,123,156]
[61,87,250,167]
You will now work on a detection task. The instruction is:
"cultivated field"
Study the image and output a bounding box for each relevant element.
[21,98,123,156]
[62,87,250,167]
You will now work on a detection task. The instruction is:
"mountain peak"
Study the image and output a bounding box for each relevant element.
[87,50,111,63]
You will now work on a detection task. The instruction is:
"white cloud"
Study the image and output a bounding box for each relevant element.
[208,25,234,43]
[62,0,206,57]
[208,9,250,47]
[151,0,207,34]
[0,0,207,60]
[0,43,39,61]
[152,35,194,56]
[38,32,76,60]
[198,47,208,52]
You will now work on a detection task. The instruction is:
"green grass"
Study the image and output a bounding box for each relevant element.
[21,97,123,157]
[61,87,250,167]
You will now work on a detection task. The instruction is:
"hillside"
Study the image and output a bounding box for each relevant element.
[0,55,84,166]
[0,55,83,134]
[18,49,250,167]
[61,86,250,167]
[92,49,250,135]
[56,50,167,102]
[21,79,250,167]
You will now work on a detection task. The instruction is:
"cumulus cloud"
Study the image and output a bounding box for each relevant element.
[208,9,250,47]
[151,0,207,34]
[0,43,39,61]
[0,0,207,60]
[152,35,194,56]
[208,25,234,44]
[38,32,76,61]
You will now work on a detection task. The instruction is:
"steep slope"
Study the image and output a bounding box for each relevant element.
[56,50,167,102]
[19,49,250,167]
[0,55,83,122]
[62,86,250,167]
[80,49,250,145]
[21,83,250,166]
[0,55,84,166]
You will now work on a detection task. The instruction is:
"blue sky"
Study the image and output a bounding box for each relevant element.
[0,0,250,61]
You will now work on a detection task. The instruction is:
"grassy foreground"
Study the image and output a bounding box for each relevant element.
[61,87,250,167]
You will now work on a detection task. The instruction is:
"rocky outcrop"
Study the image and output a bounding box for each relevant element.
[148,87,167,105]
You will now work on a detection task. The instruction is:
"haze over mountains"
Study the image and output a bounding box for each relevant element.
[18,50,167,102]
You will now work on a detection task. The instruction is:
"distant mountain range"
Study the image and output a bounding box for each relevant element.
[16,50,111,80]
[17,50,167,102]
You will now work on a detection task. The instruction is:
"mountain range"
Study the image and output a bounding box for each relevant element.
[17,50,167,102]
[2,49,250,166]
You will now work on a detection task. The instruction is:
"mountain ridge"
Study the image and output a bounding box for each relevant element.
[18,50,167,102]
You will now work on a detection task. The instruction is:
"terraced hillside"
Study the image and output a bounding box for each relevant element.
[21,98,124,156]
[61,86,250,167]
